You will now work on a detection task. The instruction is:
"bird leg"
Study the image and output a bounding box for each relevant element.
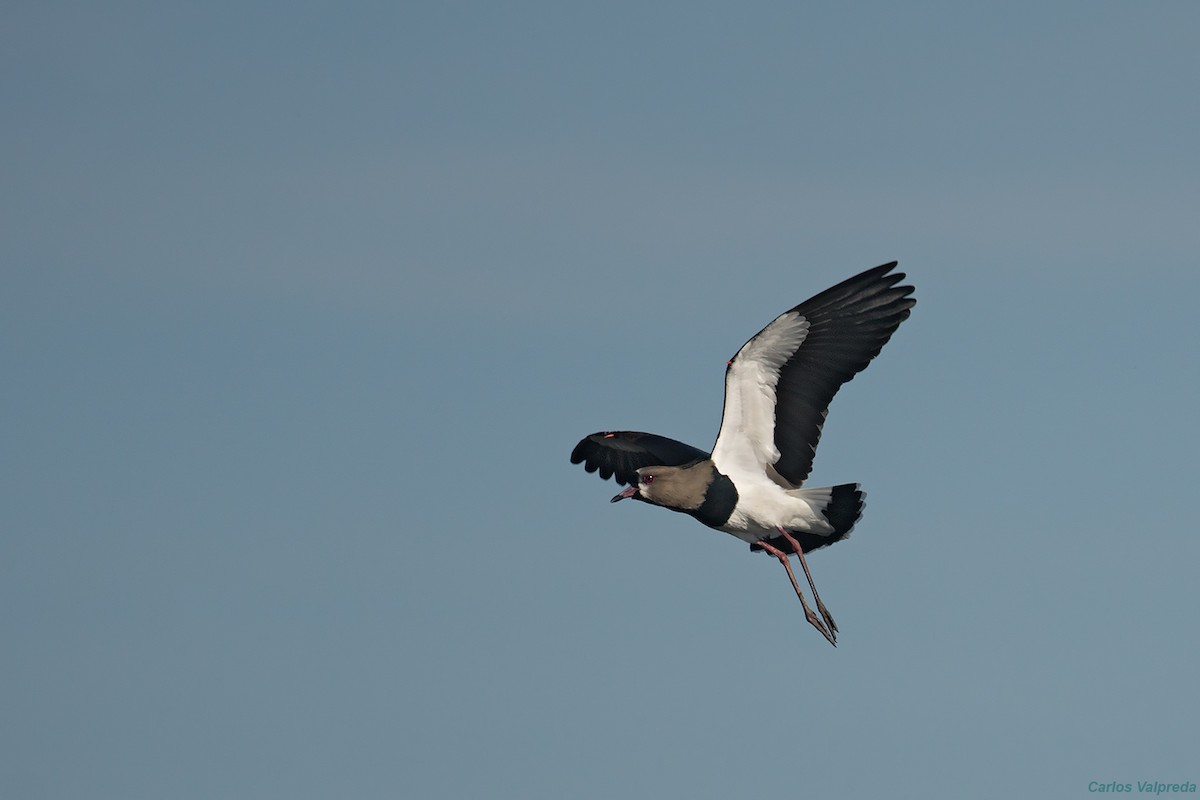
[776,527,838,640]
[756,539,836,647]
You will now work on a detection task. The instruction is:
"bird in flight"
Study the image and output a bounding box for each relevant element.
[570,262,916,646]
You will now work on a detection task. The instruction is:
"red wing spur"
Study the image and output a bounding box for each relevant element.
[571,262,916,646]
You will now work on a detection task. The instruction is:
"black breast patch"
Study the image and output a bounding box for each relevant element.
[690,468,738,528]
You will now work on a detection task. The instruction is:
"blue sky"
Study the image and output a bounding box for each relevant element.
[4,2,1199,798]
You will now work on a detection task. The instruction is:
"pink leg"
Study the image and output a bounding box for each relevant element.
[777,528,838,640]
[757,539,836,647]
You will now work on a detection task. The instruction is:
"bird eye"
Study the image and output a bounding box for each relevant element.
[640,474,655,485]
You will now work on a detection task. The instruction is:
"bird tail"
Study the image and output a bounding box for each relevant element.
[751,483,865,554]
[811,483,866,539]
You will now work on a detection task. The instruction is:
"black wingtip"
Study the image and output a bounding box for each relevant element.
[570,431,710,487]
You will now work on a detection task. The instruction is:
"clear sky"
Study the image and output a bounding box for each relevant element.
[4,2,1199,798]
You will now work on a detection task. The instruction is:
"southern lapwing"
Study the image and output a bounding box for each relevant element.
[570,262,916,646]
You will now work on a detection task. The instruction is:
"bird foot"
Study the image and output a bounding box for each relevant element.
[816,600,838,638]
[806,610,837,647]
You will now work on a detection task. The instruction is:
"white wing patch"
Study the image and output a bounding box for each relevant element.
[711,311,809,481]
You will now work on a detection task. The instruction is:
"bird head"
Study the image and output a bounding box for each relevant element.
[610,465,707,512]
[609,469,656,503]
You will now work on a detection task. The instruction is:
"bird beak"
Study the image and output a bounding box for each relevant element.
[611,485,639,503]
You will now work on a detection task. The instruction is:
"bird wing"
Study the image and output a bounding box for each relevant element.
[570,431,710,486]
[710,262,916,487]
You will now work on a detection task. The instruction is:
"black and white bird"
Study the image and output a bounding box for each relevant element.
[570,262,916,646]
